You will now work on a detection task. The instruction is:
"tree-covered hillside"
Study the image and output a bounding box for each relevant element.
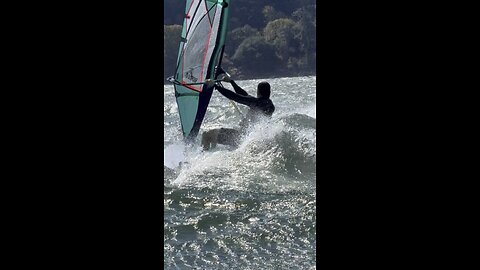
[164,0,316,80]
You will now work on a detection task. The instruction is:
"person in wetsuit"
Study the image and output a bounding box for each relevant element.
[201,69,275,150]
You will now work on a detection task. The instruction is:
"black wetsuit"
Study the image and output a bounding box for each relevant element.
[202,80,275,149]
[216,81,275,129]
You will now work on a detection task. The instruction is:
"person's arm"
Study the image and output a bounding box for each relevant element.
[229,80,249,96]
[215,84,256,106]
[216,68,249,96]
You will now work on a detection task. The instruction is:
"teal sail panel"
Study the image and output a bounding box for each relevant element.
[173,0,231,140]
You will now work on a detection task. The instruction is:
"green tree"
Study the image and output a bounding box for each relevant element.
[262,5,285,23]
[225,25,260,56]
[163,0,184,25]
[232,36,280,76]
[163,0,317,79]
[292,5,316,71]
[163,25,182,79]
[263,18,301,65]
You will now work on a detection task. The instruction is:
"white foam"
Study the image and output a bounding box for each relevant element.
[164,143,186,169]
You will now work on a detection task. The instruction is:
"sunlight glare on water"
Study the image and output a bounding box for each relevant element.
[164,76,316,269]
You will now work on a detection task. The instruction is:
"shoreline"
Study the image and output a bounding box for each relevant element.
[163,72,316,85]
[233,72,316,81]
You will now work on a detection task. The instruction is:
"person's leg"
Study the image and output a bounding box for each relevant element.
[202,128,241,150]
[201,129,220,150]
[216,128,241,148]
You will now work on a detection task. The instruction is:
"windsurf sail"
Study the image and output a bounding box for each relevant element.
[171,0,231,141]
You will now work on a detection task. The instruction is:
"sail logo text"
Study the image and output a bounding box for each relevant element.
[185,71,198,83]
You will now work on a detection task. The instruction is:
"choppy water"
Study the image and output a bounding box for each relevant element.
[164,76,316,269]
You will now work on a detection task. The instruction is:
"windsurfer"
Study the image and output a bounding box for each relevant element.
[201,68,275,150]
